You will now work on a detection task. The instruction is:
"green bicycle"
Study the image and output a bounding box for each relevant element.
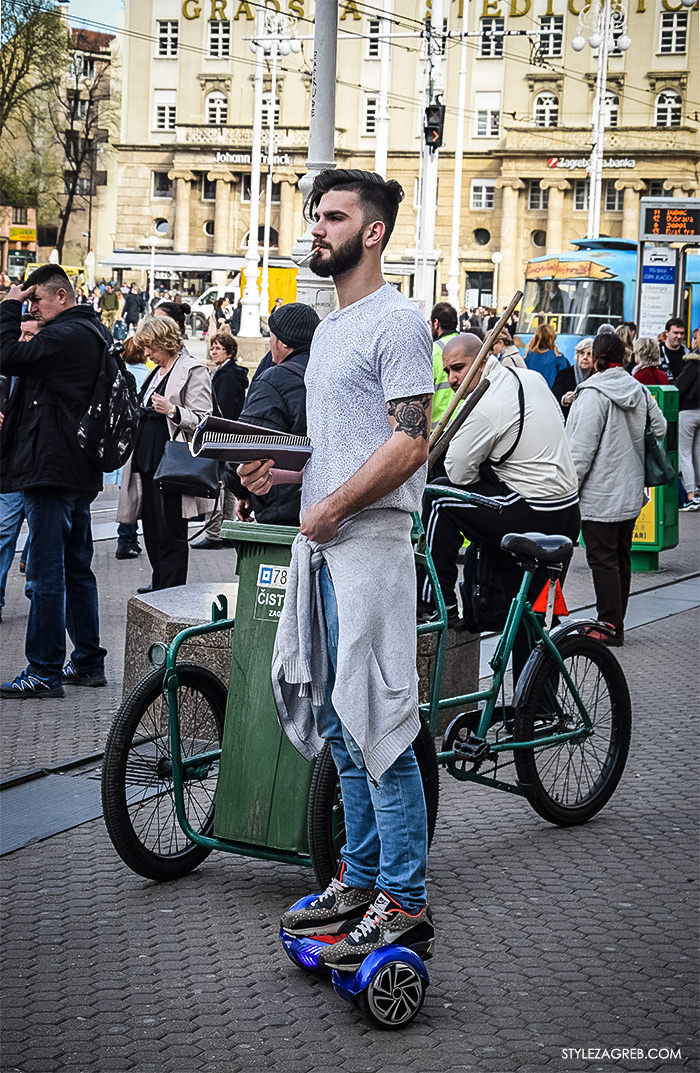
[101,488,631,887]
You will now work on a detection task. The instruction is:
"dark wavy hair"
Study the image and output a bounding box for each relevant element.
[155,300,190,333]
[304,168,404,250]
[593,331,626,370]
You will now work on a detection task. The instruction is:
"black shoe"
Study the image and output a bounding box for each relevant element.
[115,545,140,559]
[137,584,153,594]
[318,892,435,971]
[191,537,223,550]
[0,671,65,699]
[280,864,375,938]
[417,601,461,628]
[62,660,107,687]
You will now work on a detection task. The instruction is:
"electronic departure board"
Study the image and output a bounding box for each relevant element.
[639,200,700,243]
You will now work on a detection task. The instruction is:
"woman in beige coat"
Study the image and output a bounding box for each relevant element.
[117,315,212,592]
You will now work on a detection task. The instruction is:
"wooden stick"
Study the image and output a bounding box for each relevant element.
[428,290,523,449]
[428,377,491,470]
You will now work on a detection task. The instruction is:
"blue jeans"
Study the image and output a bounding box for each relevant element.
[312,564,428,910]
[22,489,106,683]
[0,492,26,610]
[117,522,139,550]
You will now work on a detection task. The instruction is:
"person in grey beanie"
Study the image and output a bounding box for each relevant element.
[225,302,320,525]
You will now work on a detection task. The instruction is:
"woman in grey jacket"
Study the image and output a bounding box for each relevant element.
[566,333,666,645]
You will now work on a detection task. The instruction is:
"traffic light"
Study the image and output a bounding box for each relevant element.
[424,104,445,150]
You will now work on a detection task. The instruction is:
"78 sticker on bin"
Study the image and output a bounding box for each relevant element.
[257,564,289,590]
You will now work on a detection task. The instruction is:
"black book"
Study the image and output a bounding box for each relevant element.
[191,415,312,472]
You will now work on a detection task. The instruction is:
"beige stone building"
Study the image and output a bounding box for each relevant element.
[108,0,699,307]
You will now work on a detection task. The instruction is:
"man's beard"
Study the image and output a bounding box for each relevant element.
[309,228,365,278]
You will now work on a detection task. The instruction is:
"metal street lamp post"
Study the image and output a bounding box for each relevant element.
[258,12,301,320]
[571,1,631,240]
[446,3,468,311]
[239,7,266,338]
[291,0,338,317]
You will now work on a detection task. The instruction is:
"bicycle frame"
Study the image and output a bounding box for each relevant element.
[156,492,593,849]
[416,490,593,795]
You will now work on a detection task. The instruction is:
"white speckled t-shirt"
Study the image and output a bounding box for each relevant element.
[301,283,434,516]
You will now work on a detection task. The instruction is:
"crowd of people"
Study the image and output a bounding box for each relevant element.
[0,169,699,980]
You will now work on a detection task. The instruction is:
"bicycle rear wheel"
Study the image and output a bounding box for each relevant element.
[513,635,631,825]
[307,721,439,888]
[101,663,226,880]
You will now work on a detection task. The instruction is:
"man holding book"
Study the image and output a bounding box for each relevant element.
[238,169,435,969]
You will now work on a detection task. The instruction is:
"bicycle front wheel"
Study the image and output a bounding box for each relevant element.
[101,663,226,880]
[513,635,631,826]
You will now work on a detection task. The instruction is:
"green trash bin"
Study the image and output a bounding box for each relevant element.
[631,384,679,572]
[213,520,314,859]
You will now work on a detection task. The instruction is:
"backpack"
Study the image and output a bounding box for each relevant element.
[72,321,139,472]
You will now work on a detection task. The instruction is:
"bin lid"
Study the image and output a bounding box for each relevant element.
[221,520,299,547]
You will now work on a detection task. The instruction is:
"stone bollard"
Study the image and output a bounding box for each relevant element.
[123,583,480,740]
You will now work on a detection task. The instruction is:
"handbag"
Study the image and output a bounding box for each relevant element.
[643,399,675,487]
[153,439,220,499]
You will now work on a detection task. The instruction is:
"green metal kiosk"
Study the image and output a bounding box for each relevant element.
[213,521,314,859]
[631,384,679,572]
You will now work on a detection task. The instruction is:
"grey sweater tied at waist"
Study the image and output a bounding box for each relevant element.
[271,508,420,783]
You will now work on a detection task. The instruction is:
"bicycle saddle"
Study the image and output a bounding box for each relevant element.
[500,532,574,565]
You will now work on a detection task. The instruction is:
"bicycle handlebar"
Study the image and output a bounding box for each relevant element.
[424,484,504,512]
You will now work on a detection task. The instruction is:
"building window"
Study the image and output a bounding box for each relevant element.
[364,94,377,135]
[475,92,500,137]
[533,92,558,128]
[528,180,549,211]
[538,15,563,57]
[655,90,681,128]
[242,175,280,203]
[647,180,664,198]
[12,206,28,224]
[152,171,173,199]
[603,92,619,128]
[470,180,495,210]
[67,94,89,121]
[659,11,687,54]
[206,91,228,125]
[37,225,58,246]
[154,91,177,131]
[202,176,217,201]
[531,229,547,248]
[208,20,231,57]
[65,175,93,196]
[204,220,215,237]
[574,179,590,212]
[604,181,623,212]
[367,18,379,58]
[155,104,176,130]
[261,93,280,128]
[473,228,491,246]
[157,20,179,57]
[480,17,504,58]
[79,54,96,79]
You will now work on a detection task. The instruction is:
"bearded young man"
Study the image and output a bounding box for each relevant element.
[238,169,435,969]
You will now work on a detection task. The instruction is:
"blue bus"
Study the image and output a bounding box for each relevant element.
[517,237,700,363]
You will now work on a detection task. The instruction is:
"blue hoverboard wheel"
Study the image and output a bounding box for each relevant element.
[332,946,430,1029]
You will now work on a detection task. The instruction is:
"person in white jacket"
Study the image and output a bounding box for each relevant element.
[566,332,666,646]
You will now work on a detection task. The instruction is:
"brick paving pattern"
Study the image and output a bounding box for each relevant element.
[1,606,698,1072]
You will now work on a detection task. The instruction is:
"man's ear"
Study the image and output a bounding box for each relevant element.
[365,219,386,250]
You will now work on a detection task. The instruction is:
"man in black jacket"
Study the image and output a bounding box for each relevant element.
[123,283,144,334]
[225,302,319,525]
[0,265,108,698]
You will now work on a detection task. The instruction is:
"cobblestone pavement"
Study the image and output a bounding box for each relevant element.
[1,512,698,780]
[1,602,698,1073]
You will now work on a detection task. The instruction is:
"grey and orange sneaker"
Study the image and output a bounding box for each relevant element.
[317,891,435,971]
[280,863,375,938]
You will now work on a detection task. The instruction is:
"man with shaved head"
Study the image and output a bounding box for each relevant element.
[418,331,581,666]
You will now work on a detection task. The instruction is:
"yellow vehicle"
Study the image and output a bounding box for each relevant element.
[24,263,87,290]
